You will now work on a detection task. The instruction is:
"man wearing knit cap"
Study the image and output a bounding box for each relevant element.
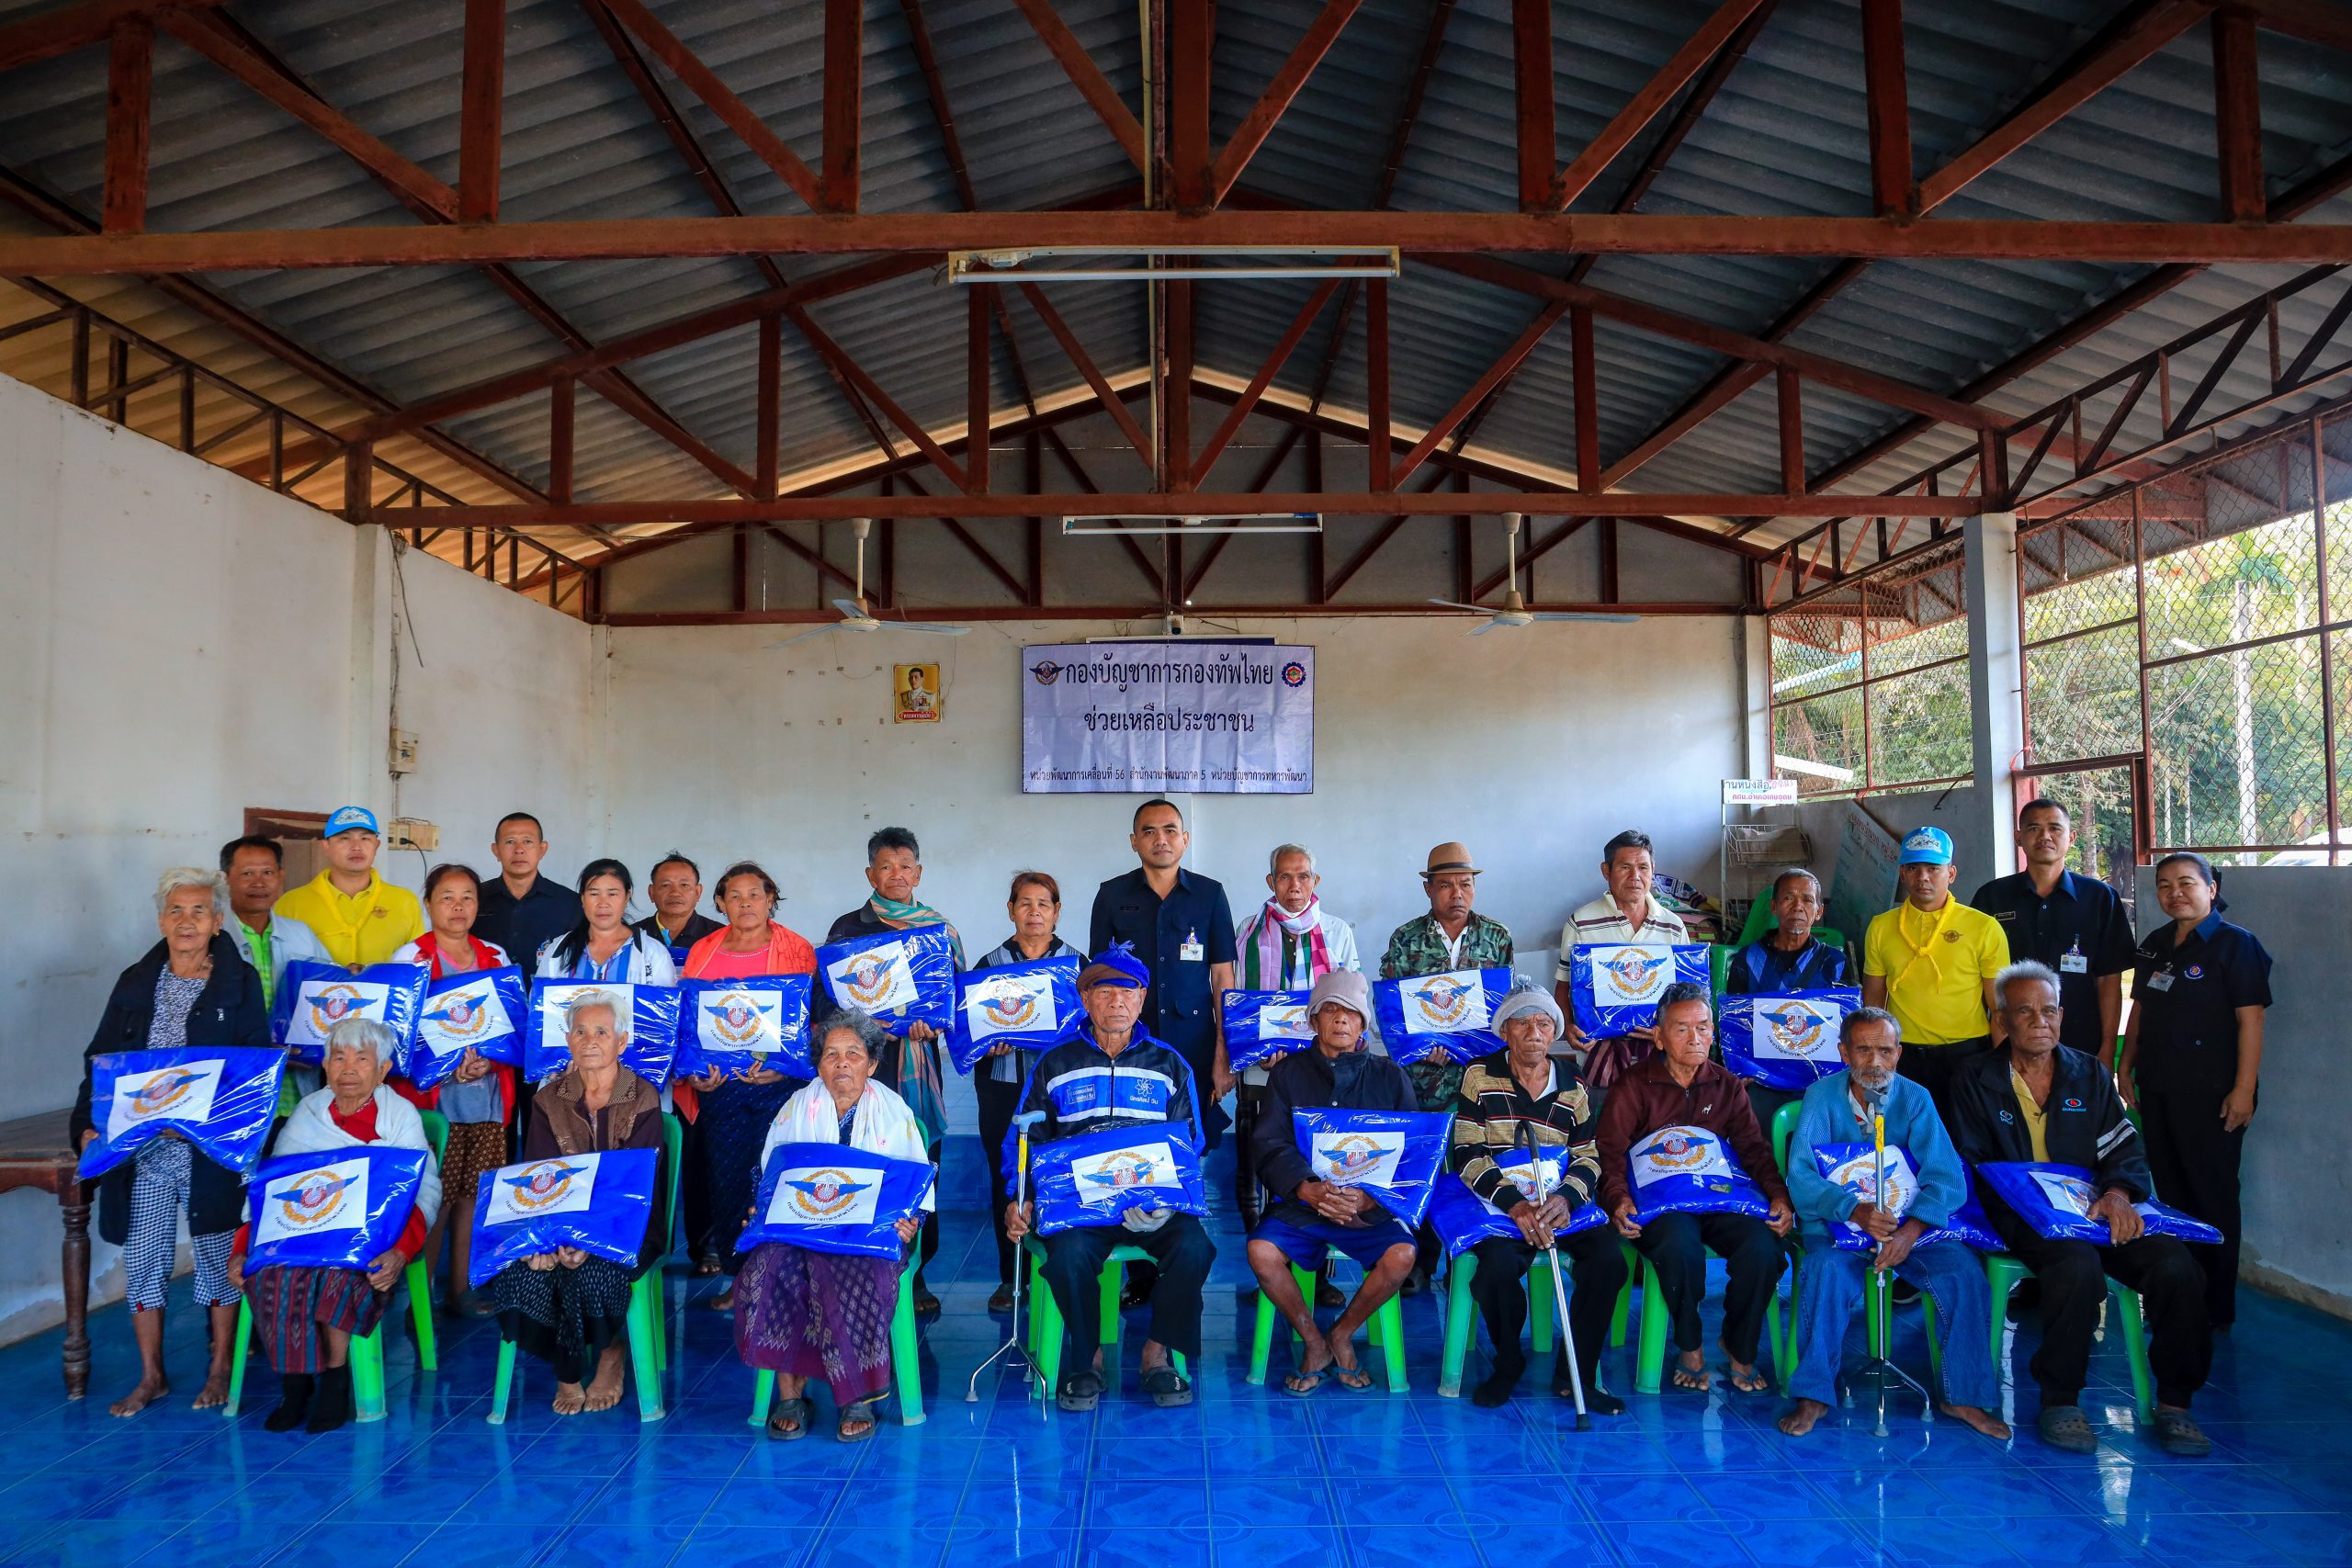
[1004,942,1215,1411]
[1245,970,1419,1394]
[1381,840,1513,1292]
[1448,982,1628,1411]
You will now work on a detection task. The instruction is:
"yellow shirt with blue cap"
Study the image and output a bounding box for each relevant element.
[1862,895,2009,1045]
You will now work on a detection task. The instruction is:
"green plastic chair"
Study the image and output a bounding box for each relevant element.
[1247,1247,1407,1393]
[224,1108,449,1423]
[1020,1235,1187,1401]
[1984,1251,2152,1421]
[1628,1105,1789,1395]
[1774,1100,1945,1394]
[487,1111,680,1425]
[746,1266,926,1428]
[1437,1238,1634,1398]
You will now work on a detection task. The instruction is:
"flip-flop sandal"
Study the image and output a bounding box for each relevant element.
[1329,1362,1374,1392]
[1726,1366,1771,1395]
[1669,1363,1713,1393]
[1141,1365,1193,1408]
[838,1400,883,1442]
[1057,1371,1104,1412]
[1282,1369,1325,1397]
[765,1397,811,1441]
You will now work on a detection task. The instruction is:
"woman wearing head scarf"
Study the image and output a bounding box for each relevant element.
[226,1017,442,1433]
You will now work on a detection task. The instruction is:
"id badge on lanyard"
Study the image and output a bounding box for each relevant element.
[2146,969,2176,993]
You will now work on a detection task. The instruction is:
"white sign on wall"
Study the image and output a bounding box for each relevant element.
[1020,642,1314,795]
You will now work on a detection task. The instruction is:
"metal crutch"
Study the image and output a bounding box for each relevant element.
[967,1110,1048,1413]
[1520,1121,1591,1431]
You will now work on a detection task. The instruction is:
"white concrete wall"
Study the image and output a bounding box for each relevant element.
[0,373,591,1341]
[596,615,1747,1134]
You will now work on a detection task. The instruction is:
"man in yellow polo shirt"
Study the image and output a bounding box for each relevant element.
[275,805,424,968]
[1860,826,2008,1111]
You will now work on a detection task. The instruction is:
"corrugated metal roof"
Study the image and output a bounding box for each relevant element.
[1,0,2349,592]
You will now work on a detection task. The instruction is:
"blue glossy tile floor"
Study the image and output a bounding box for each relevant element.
[6,1205,2351,1568]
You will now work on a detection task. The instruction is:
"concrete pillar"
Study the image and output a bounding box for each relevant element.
[1740,615,1771,777]
[1963,511,2024,890]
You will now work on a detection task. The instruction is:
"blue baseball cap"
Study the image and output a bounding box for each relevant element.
[323,805,380,839]
[1897,826,1953,866]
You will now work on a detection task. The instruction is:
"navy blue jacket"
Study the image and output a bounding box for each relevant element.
[1723,936,1850,996]
[1003,1027,1204,1187]
[70,933,270,1245]
[1946,1043,2152,1206]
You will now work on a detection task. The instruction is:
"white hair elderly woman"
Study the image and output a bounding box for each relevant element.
[70,867,270,1417]
[222,1016,443,1433]
[733,1008,933,1442]
[487,988,667,1416]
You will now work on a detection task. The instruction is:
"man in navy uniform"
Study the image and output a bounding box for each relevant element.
[1970,799,2135,1065]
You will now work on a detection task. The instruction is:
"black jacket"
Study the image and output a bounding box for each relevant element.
[1252,1046,1417,1215]
[1002,1029,1203,1187]
[1947,1042,2152,1206]
[71,933,271,1245]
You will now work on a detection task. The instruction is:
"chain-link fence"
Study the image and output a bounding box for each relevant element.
[2020,401,2352,865]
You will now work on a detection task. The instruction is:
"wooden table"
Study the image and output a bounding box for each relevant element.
[0,1110,90,1398]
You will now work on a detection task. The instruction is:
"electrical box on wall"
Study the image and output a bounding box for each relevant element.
[389,728,420,773]
[385,818,439,852]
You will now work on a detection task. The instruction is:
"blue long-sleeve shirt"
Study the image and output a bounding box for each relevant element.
[1784,1070,1966,1249]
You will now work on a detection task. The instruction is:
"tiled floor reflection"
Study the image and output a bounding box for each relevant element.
[6,1203,2347,1567]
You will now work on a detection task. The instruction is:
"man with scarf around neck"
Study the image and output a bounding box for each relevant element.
[1246,970,1415,1393]
[1861,826,2009,1113]
[1005,943,1215,1412]
[824,826,966,1314]
[1231,842,1360,1233]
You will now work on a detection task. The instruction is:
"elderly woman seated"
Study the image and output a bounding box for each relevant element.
[733,1009,933,1442]
[226,1017,442,1433]
[71,866,269,1417]
[490,989,667,1416]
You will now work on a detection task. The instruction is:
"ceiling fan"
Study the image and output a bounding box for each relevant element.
[1429,512,1641,634]
[767,518,973,647]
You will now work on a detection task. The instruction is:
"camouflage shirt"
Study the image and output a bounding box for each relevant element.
[1379,912,1515,1111]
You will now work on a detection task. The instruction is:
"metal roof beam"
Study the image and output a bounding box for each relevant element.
[13,212,2352,272]
[1011,0,1145,173]
[1209,0,1366,205]
[0,0,232,73]
[590,0,820,209]
[1553,0,1770,210]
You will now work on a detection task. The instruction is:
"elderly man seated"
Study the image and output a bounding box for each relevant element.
[1245,970,1417,1394]
[1599,981,1794,1394]
[1449,985,1628,1411]
[1948,961,2214,1457]
[227,1016,442,1434]
[1778,1007,2006,1439]
[1004,943,1216,1412]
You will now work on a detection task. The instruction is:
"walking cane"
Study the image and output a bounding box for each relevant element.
[1519,1121,1591,1430]
[967,1110,1049,1414]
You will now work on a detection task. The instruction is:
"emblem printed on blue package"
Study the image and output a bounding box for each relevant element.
[1370,968,1513,1064]
[80,1048,288,1179]
[1717,988,1859,1090]
[1567,943,1709,1039]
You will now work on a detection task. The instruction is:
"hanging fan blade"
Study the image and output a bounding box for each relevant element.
[889,621,972,637]
[1426,598,1491,613]
[766,623,842,648]
[1464,618,1503,637]
[1529,611,1642,624]
[830,597,867,619]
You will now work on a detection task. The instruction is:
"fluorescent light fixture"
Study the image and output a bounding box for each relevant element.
[949,247,1399,284]
[1062,513,1324,536]
[1773,753,1856,783]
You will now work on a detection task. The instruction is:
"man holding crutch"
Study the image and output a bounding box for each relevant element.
[1446,985,1627,1412]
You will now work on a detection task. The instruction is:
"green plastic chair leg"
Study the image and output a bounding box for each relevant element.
[628,1274,664,1422]
[348,1324,387,1423]
[1099,1258,1123,1348]
[891,1268,924,1425]
[1374,1292,1407,1393]
[1765,1290,1785,1393]
[223,1299,253,1417]
[2111,1282,2154,1422]
[750,1368,774,1427]
[1924,1292,1942,1391]
[1635,1258,1668,1394]
[1611,1247,1633,1349]
[405,1258,436,1373]
[1439,1253,1476,1397]
[1027,1247,1064,1398]
[1985,1254,2025,1380]
[1528,1263,1554,1355]
[488,1337,516,1425]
